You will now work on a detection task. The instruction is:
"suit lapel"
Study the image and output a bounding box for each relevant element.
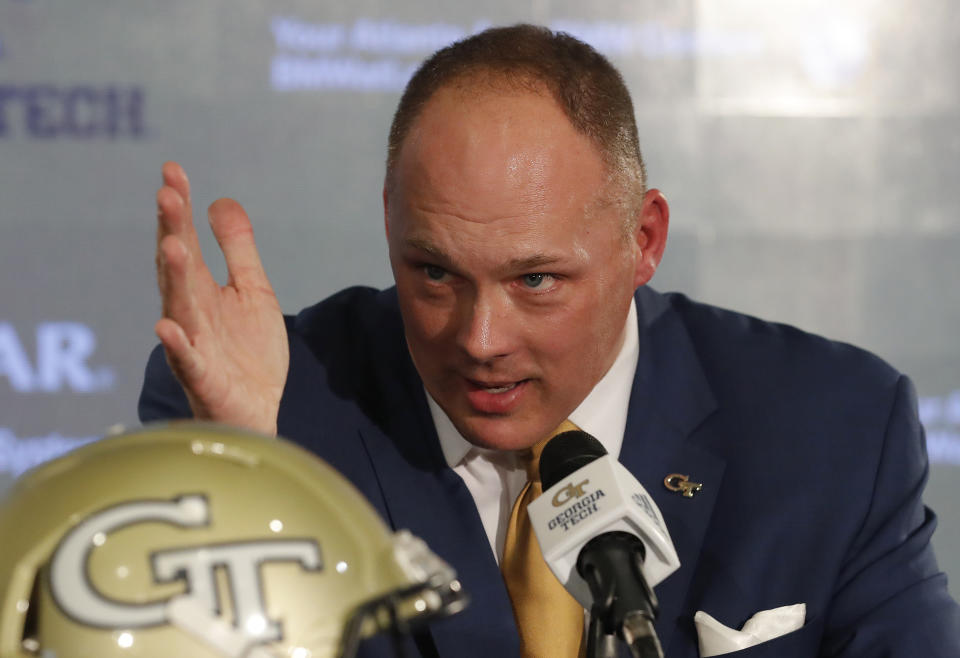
[356,290,520,656]
[621,287,726,656]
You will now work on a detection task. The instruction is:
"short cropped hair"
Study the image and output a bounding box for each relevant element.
[385,24,647,219]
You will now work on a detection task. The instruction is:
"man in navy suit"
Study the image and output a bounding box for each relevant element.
[141,25,960,656]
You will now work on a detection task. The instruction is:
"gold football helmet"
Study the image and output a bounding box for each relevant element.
[0,423,466,658]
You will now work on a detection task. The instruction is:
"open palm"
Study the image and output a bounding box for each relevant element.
[154,162,288,435]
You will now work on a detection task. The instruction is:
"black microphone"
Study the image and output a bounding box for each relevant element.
[538,430,665,658]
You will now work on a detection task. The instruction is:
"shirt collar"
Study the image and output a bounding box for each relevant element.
[430,298,640,467]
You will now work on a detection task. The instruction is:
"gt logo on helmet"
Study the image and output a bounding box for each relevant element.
[49,495,321,645]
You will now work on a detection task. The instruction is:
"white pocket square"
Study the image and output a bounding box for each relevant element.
[694,603,806,657]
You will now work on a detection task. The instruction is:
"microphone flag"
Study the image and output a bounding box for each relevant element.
[528,453,681,609]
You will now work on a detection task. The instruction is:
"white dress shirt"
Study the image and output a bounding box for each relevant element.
[427,299,640,563]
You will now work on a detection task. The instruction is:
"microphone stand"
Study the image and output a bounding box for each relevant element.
[579,532,664,658]
[586,605,618,658]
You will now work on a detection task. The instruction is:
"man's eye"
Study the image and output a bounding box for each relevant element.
[522,273,548,288]
[425,265,447,281]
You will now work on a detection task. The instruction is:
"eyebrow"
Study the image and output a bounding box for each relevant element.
[404,237,447,260]
[403,237,564,271]
[506,253,563,270]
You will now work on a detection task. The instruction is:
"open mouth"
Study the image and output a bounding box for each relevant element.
[464,378,530,414]
[480,382,519,393]
[468,379,526,393]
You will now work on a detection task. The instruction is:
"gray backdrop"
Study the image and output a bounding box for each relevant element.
[2,0,959,596]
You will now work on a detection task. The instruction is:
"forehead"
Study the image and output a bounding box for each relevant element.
[390,82,612,226]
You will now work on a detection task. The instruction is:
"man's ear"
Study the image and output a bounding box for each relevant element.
[382,185,391,240]
[632,189,670,289]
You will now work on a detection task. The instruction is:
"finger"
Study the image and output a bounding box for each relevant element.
[158,234,206,338]
[156,186,209,301]
[156,162,203,268]
[156,184,203,261]
[155,317,207,391]
[162,161,192,208]
[158,162,194,240]
[208,198,273,292]
[156,187,180,294]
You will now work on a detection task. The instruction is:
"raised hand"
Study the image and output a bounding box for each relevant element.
[154,162,289,435]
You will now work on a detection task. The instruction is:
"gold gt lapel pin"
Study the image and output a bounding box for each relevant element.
[664,473,703,498]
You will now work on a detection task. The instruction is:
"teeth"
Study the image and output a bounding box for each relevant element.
[484,383,517,394]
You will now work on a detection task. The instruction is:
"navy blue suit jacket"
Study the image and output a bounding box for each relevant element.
[140,285,960,657]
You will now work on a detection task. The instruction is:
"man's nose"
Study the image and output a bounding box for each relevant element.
[456,289,517,362]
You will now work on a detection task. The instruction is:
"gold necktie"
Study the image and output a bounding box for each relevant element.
[501,419,584,657]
